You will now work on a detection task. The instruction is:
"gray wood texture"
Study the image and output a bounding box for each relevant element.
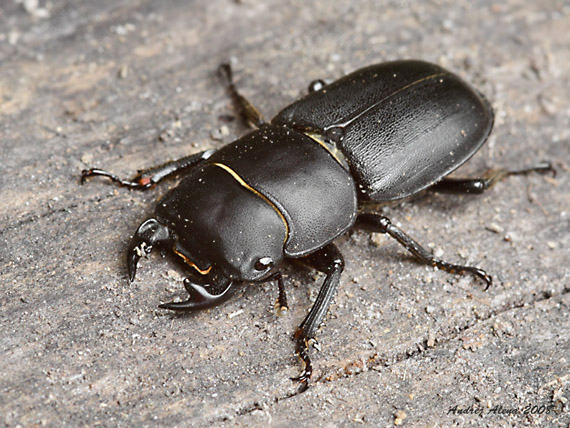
[1,0,568,426]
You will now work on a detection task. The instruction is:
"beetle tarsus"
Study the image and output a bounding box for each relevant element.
[461,267,492,290]
[357,213,492,288]
[290,338,312,391]
[81,168,150,189]
[81,150,215,190]
[507,161,555,177]
[431,161,556,194]
[431,262,492,290]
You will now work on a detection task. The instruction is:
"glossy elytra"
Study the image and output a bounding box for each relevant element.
[82,60,552,390]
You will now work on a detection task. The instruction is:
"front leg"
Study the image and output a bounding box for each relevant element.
[293,243,344,390]
[81,149,215,189]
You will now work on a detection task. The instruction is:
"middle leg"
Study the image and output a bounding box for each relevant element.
[357,213,492,288]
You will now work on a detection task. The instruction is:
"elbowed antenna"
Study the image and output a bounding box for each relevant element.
[127,218,174,281]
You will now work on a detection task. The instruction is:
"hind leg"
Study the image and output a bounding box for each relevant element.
[430,161,553,194]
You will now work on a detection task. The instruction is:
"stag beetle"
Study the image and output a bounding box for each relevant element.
[82,60,551,389]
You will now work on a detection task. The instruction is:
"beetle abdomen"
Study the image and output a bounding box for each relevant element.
[208,125,358,257]
[273,60,494,201]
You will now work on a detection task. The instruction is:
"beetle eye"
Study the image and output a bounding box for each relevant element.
[254,257,273,271]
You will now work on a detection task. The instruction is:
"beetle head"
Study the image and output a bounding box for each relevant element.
[127,218,237,310]
[127,162,289,311]
[172,225,284,283]
[127,215,284,310]
[152,165,288,283]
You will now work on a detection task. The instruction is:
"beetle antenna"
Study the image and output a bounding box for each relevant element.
[127,218,174,281]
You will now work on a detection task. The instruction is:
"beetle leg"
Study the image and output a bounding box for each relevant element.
[276,273,289,314]
[357,214,492,289]
[267,272,289,315]
[292,244,344,389]
[81,149,215,189]
[218,63,266,129]
[430,161,554,194]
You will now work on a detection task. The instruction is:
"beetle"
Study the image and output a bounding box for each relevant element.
[81,60,551,389]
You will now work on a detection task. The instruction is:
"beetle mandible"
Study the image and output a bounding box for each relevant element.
[82,60,552,389]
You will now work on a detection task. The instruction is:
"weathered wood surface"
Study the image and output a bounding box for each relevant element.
[1,0,568,427]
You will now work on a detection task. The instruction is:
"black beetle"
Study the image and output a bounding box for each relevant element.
[82,60,551,389]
